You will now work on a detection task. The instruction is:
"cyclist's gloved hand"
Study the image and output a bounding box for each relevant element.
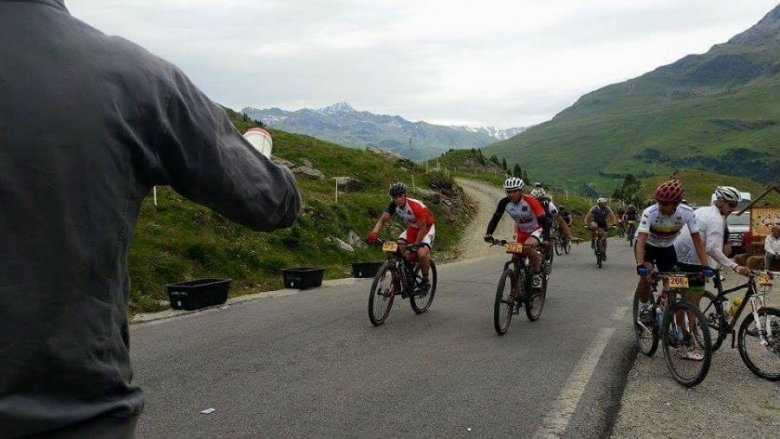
[368,232,378,243]
[484,234,493,243]
[701,267,716,278]
[636,264,649,277]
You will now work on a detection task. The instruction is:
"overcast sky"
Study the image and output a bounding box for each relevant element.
[68,0,778,128]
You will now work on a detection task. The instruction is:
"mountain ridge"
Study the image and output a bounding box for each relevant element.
[242,103,526,161]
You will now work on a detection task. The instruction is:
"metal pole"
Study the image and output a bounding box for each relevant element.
[153,186,157,206]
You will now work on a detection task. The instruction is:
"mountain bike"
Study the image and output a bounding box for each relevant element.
[617,221,626,238]
[594,226,613,268]
[367,238,437,326]
[626,220,637,247]
[632,270,713,387]
[554,223,571,256]
[487,238,547,335]
[698,270,780,381]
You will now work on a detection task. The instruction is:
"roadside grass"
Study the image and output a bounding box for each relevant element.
[128,119,475,314]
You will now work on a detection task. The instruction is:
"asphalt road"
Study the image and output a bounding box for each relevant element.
[131,237,642,438]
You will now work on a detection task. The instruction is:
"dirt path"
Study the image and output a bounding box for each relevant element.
[455,178,515,260]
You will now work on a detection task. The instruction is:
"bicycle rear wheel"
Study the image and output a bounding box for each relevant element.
[525,271,546,321]
[698,291,726,352]
[410,260,437,314]
[368,262,397,326]
[632,293,658,356]
[494,269,515,335]
[738,307,780,381]
[661,301,712,387]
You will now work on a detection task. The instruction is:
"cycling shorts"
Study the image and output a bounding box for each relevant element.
[516,227,543,244]
[399,224,435,248]
[642,244,678,272]
[676,262,705,288]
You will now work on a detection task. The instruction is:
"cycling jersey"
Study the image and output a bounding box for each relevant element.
[674,205,736,270]
[386,198,434,229]
[486,195,546,235]
[637,203,699,248]
[589,205,612,223]
[623,211,639,222]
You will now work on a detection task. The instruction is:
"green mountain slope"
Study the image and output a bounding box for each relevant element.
[128,112,474,313]
[484,5,780,194]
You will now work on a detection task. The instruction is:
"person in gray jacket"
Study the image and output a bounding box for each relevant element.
[0,1,301,437]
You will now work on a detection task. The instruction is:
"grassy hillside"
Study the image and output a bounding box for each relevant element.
[639,169,769,206]
[128,115,475,314]
[483,5,780,194]
[429,149,610,239]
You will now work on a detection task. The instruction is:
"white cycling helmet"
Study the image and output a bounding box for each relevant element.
[597,197,608,204]
[531,187,546,198]
[713,186,741,204]
[504,177,525,191]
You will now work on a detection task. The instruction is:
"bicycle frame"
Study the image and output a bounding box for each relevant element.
[708,271,776,348]
[378,238,421,297]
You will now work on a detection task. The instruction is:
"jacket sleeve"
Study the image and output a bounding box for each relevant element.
[153,67,301,232]
[704,213,736,270]
[486,198,510,235]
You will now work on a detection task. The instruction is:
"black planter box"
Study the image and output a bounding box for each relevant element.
[282,267,324,289]
[166,278,231,311]
[351,261,384,278]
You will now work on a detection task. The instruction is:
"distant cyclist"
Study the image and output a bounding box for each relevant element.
[484,178,550,289]
[622,205,640,238]
[584,198,618,253]
[530,186,577,243]
[368,182,435,292]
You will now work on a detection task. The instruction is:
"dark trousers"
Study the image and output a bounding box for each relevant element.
[26,414,139,439]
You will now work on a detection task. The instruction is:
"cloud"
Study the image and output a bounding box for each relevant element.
[67,0,778,127]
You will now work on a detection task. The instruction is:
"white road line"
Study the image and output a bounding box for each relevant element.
[533,327,616,438]
[611,306,629,320]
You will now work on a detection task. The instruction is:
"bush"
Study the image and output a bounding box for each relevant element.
[424,171,454,190]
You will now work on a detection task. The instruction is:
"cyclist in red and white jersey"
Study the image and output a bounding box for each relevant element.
[368,182,435,292]
[484,177,550,289]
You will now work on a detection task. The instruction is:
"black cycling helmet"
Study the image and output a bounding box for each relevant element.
[388,182,407,196]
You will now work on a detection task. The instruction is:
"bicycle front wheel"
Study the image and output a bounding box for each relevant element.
[698,291,726,352]
[555,237,564,256]
[368,262,397,326]
[738,307,780,381]
[632,293,658,356]
[494,269,515,335]
[565,237,571,254]
[661,301,712,387]
[525,271,546,321]
[410,260,437,314]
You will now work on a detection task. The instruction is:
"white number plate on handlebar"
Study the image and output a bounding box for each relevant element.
[757,272,772,285]
[668,276,689,289]
[382,241,398,252]
[505,243,524,254]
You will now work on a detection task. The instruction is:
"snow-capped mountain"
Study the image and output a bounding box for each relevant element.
[450,125,527,141]
[242,103,525,160]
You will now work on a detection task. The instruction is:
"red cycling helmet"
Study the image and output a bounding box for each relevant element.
[654,179,684,203]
